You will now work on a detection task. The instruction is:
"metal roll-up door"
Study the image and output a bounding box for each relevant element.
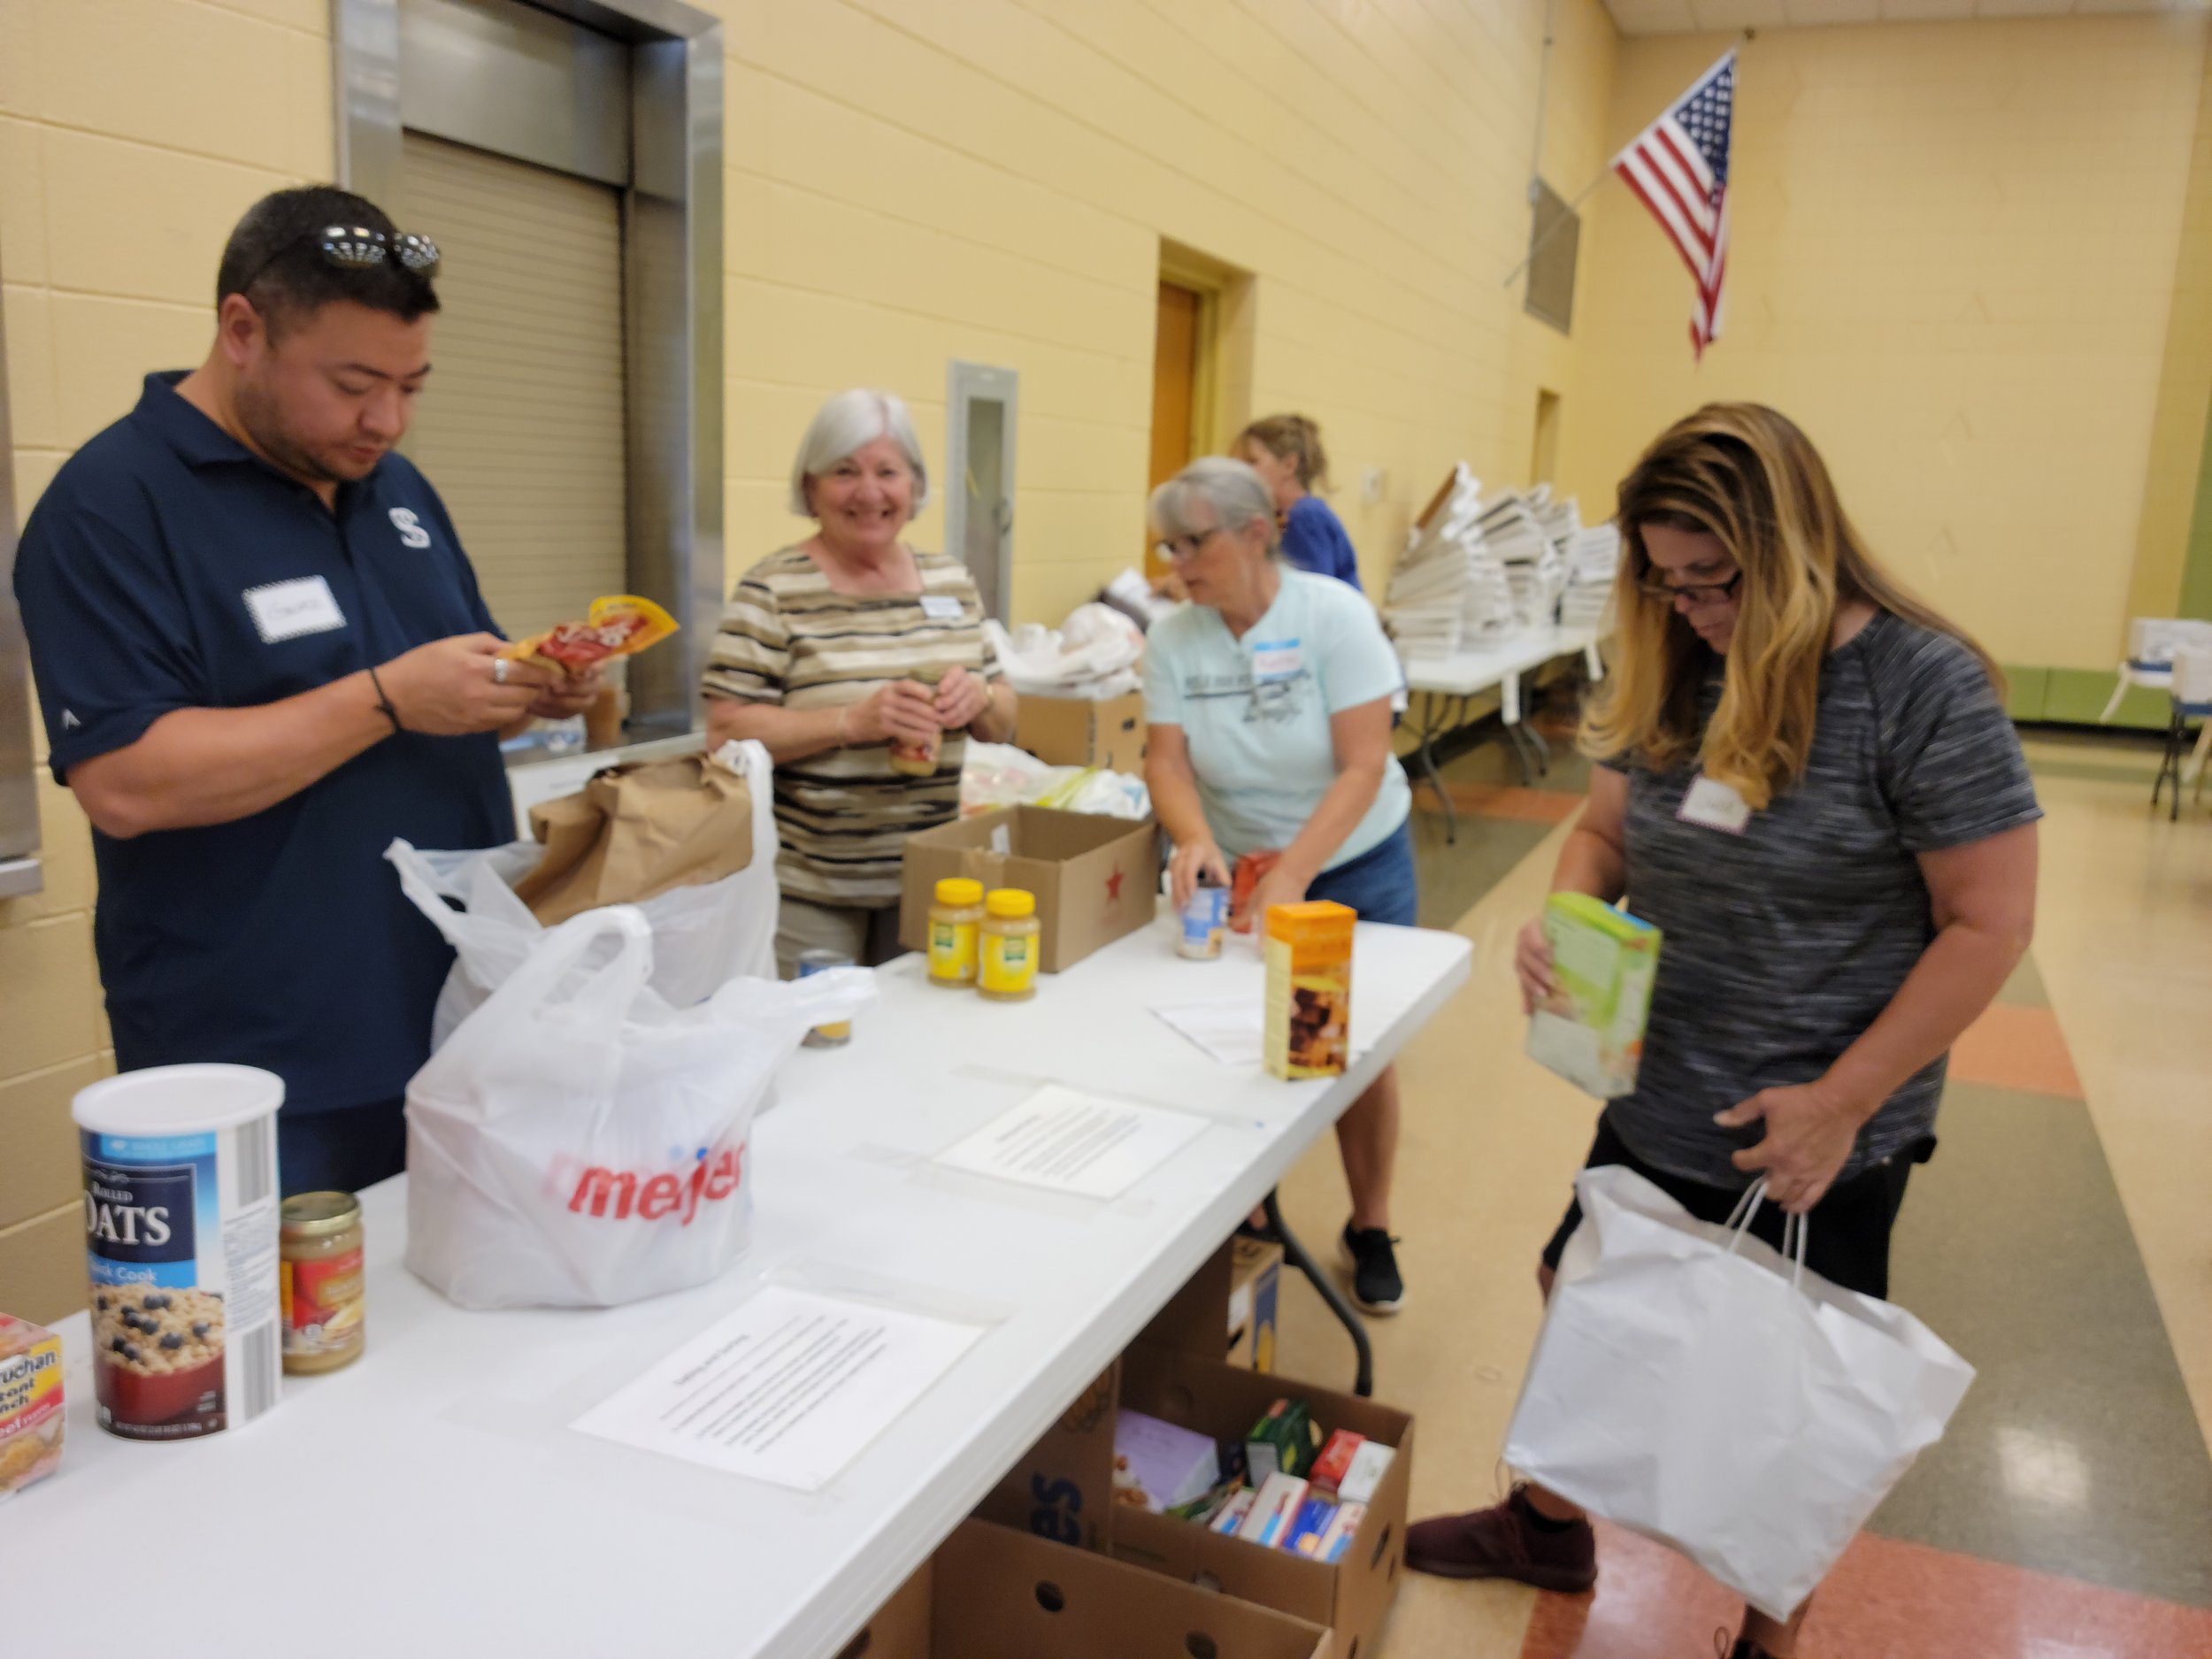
[400,130,628,641]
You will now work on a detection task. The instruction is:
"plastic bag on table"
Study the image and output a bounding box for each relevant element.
[1500,1165,1975,1619]
[984,603,1145,696]
[403,907,875,1310]
[388,738,780,1046]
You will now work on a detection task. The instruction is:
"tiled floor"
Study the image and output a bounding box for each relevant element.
[1267,716,2212,1656]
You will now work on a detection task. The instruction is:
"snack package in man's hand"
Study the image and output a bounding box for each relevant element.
[500,595,678,677]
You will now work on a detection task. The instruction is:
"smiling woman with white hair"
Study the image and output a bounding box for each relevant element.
[704,388,1016,974]
[1143,456,1417,1314]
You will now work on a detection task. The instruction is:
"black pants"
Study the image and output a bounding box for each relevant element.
[279,1098,408,1197]
[1539,1113,1931,1300]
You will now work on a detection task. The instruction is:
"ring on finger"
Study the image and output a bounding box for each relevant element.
[492,656,510,686]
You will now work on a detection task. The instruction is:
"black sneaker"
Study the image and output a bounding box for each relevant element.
[1340,1223,1405,1314]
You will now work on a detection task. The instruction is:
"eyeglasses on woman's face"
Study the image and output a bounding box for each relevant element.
[1633,568,1742,605]
[1156,525,1225,565]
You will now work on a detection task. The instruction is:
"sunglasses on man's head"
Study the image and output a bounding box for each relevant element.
[234,224,442,296]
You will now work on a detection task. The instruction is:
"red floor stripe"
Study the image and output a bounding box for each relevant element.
[1516,1521,2212,1658]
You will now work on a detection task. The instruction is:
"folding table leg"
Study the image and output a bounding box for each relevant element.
[1263,1190,1373,1399]
[1413,701,1457,844]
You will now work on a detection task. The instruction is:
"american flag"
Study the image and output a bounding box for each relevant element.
[1614,51,1735,359]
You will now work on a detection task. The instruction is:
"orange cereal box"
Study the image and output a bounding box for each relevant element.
[1263,901,1356,1080]
[0,1313,65,1501]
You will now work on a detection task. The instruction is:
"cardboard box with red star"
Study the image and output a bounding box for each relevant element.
[898,806,1159,974]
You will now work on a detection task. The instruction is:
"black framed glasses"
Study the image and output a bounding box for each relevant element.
[1156,527,1224,565]
[234,224,442,296]
[1633,568,1741,604]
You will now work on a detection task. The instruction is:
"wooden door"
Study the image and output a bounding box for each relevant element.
[1147,281,1202,580]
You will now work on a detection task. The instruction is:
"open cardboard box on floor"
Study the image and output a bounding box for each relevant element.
[974,1238,1412,1659]
[897,805,1158,973]
[855,1519,1330,1659]
[1015,689,1148,775]
[1140,1234,1281,1374]
[1111,1345,1414,1659]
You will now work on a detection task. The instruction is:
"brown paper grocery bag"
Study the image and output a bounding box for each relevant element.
[511,753,754,926]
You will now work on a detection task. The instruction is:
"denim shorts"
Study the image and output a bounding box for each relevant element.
[1305,816,1418,926]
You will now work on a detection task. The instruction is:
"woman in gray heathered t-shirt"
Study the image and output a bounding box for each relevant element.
[1405,404,2040,1659]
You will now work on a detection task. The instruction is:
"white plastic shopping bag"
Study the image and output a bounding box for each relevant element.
[403,907,873,1310]
[1500,1165,1975,1618]
[388,738,780,1045]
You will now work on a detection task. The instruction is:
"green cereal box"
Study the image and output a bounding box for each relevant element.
[1525,893,1661,1098]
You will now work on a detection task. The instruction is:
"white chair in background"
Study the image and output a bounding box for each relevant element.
[2106,618,2212,722]
[2152,644,2212,820]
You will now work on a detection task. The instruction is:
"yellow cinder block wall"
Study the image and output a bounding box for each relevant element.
[1560,15,2211,676]
[713,0,1618,611]
[0,0,334,1319]
[0,0,1619,1316]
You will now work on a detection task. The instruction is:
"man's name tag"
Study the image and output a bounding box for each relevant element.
[918,594,964,620]
[1251,639,1303,680]
[1678,773,1752,834]
[242,576,346,644]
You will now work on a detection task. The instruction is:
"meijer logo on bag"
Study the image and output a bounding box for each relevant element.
[562,1144,745,1225]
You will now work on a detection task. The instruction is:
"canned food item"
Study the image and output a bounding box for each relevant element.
[887,670,945,777]
[280,1192,365,1375]
[1179,881,1229,960]
[73,1065,284,1440]
[798,947,856,1046]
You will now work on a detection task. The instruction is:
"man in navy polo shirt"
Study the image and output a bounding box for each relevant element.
[13,186,599,1195]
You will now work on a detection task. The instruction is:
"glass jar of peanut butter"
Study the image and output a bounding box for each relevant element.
[279,1192,365,1375]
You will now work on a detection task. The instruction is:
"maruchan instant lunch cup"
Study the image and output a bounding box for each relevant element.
[73,1065,285,1440]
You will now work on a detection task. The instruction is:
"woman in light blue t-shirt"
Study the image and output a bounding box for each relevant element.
[1142,457,1417,1315]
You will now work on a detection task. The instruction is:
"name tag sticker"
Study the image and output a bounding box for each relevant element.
[919,594,964,620]
[1251,639,1303,680]
[1678,773,1752,834]
[242,577,346,644]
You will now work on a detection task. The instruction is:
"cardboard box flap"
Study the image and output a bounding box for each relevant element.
[856,1521,1328,1659]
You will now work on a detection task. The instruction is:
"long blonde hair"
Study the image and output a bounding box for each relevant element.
[1582,403,2000,810]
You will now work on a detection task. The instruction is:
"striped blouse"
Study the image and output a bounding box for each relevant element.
[703,545,1001,907]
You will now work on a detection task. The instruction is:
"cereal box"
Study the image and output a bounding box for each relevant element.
[1263,902,1355,1080]
[0,1314,65,1502]
[1525,893,1661,1098]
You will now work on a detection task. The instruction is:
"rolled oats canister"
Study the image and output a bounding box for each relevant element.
[72,1065,285,1440]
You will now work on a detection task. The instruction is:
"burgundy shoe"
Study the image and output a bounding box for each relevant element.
[1404,1485,1597,1592]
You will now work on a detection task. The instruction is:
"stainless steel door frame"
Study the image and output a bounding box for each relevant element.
[0,261,42,900]
[333,0,723,738]
[945,361,1018,625]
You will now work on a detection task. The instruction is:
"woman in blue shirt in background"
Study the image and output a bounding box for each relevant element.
[1236,414,1362,591]
[1144,457,1415,1314]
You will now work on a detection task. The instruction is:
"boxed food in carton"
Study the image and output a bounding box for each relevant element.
[0,1314,65,1502]
[1525,893,1661,1098]
[1016,690,1148,775]
[1114,1409,1221,1514]
[899,806,1159,974]
[1112,1346,1415,1659]
[852,1519,1330,1659]
[1264,902,1356,1079]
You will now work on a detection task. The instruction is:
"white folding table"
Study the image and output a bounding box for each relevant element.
[7,912,1470,1659]
[1401,626,1604,840]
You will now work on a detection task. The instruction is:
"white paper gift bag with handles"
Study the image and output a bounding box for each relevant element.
[1501,1164,1975,1618]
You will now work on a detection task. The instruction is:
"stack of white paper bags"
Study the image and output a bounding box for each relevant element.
[1381,465,1516,657]
[1561,519,1621,631]
[1479,490,1567,630]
